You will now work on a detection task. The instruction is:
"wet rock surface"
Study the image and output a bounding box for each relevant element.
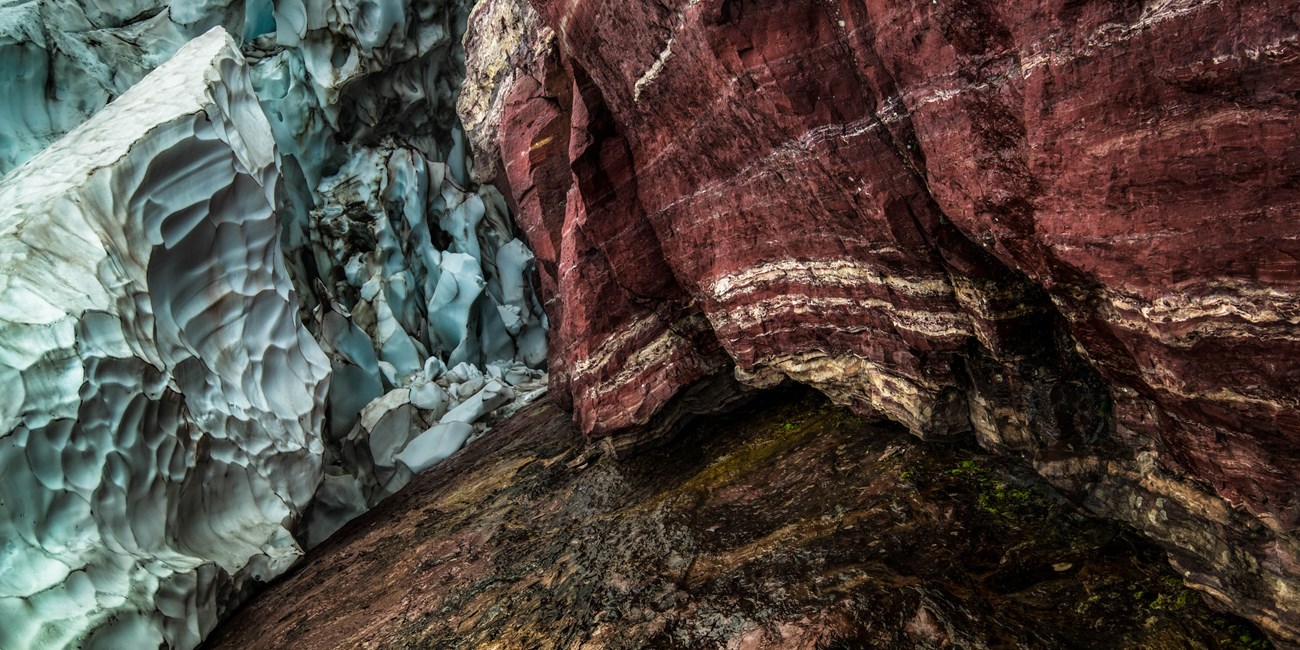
[208,390,1271,649]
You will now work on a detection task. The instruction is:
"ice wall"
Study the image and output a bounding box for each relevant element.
[298,136,548,543]
[0,28,330,650]
[0,1,550,646]
[247,0,549,538]
[0,0,255,175]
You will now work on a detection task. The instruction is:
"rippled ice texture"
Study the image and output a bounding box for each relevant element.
[0,1,549,647]
[0,29,330,650]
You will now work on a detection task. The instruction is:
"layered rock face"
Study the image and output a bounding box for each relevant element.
[461,0,1300,641]
[0,29,329,649]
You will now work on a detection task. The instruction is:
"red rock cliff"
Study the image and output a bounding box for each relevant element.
[458,0,1300,642]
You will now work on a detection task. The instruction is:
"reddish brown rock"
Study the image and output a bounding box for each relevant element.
[458,0,1300,641]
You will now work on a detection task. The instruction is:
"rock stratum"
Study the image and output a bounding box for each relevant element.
[459,0,1300,641]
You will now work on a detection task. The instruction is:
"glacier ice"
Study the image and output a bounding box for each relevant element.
[0,0,250,175]
[241,2,549,502]
[335,362,541,501]
[245,0,549,558]
[0,0,550,646]
[0,28,330,650]
[301,137,548,528]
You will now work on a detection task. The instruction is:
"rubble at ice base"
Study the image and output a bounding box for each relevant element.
[0,1,547,648]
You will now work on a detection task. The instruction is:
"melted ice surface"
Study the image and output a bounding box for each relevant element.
[0,1,550,647]
[0,0,251,175]
[0,28,330,650]
[250,0,549,539]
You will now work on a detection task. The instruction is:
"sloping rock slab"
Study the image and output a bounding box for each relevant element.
[208,391,1269,649]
